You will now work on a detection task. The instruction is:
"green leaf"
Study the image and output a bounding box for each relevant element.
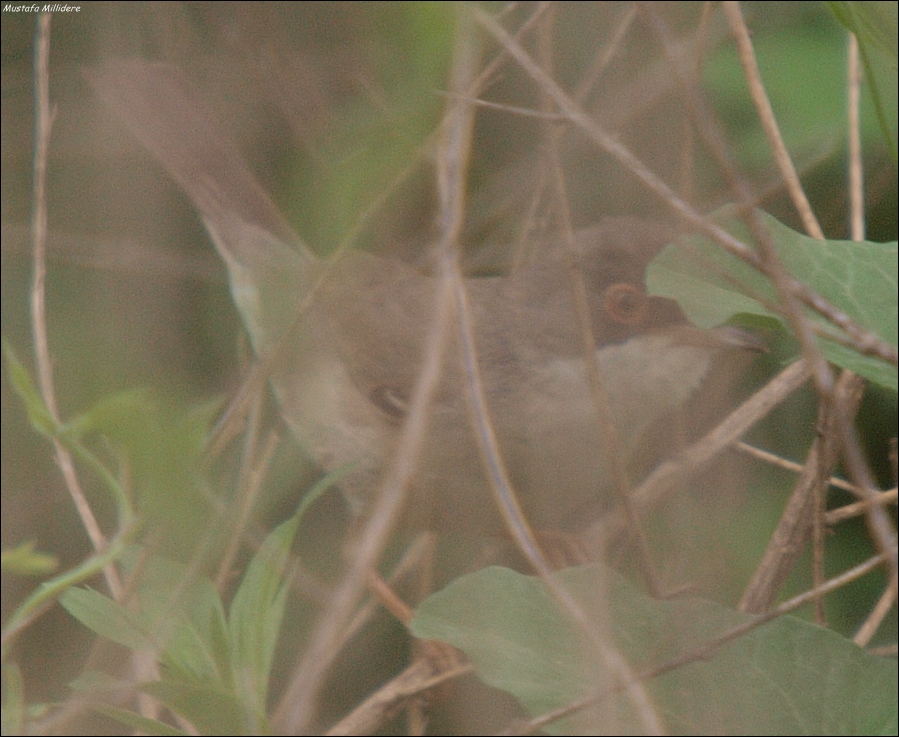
[140,679,248,736]
[411,564,898,735]
[60,587,154,652]
[1,541,58,576]
[130,552,231,688]
[94,704,188,736]
[66,390,219,557]
[2,340,56,437]
[57,468,342,733]
[647,206,898,391]
[227,468,345,717]
[828,1,898,159]
[828,2,898,60]
[227,514,298,720]
[61,548,231,688]
[3,533,131,650]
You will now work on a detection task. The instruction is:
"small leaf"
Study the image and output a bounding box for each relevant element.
[94,705,188,737]
[67,390,219,557]
[62,547,231,688]
[130,551,231,688]
[227,514,298,718]
[140,679,247,736]
[1,541,58,576]
[2,341,56,437]
[60,587,154,652]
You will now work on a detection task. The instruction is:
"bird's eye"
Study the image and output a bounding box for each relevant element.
[603,283,649,325]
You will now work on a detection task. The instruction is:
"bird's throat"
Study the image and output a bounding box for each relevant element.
[533,330,719,454]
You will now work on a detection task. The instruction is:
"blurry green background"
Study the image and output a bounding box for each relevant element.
[2,2,895,732]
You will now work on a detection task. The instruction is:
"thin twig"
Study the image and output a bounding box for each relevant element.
[734,441,863,496]
[722,1,825,240]
[207,6,563,464]
[455,12,668,734]
[214,425,280,591]
[584,359,811,555]
[437,93,569,121]
[542,18,665,597]
[325,657,473,736]
[272,214,455,735]
[854,581,897,648]
[825,488,898,525]
[641,359,811,511]
[30,13,123,599]
[716,9,888,600]
[847,33,865,242]
[737,441,897,523]
[272,15,479,733]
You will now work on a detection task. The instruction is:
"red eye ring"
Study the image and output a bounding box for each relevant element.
[604,283,648,325]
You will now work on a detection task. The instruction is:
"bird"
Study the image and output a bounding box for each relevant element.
[85,59,762,540]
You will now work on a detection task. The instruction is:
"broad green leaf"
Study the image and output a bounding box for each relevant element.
[647,206,898,391]
[411,564,898,735]
[828,2,898,59]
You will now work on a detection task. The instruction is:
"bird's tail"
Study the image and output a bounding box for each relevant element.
[86,59,313,354]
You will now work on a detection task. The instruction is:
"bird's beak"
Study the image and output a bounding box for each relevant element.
[665,324,769,354]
